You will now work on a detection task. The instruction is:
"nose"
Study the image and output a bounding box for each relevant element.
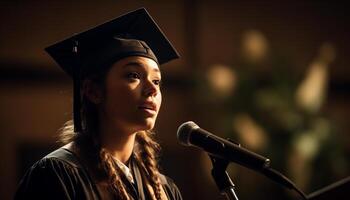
[142,79,158,97]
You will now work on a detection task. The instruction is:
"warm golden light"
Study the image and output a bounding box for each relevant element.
[206,64,237,98]
[232,113,268,151]
[241,30,269,63]
[295,42,336,113]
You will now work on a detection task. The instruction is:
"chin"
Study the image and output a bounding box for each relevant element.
[143,120,156,130]
[135,118,156,131]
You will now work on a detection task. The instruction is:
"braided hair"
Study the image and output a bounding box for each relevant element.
[59,62,164,200]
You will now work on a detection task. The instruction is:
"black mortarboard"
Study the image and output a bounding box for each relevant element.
[45,8,179,132]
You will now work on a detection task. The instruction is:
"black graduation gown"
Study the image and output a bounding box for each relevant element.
[14,145,182,200]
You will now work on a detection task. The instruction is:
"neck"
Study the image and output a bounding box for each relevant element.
[99,121,136,164]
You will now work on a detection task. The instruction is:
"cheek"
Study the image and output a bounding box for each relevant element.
[157,92,162,108]
[103,83,136,114]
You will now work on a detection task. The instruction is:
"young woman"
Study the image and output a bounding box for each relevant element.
[15,8,182,200]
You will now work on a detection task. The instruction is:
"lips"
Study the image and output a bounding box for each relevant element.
[138,101,157,112]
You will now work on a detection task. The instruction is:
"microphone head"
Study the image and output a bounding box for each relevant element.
[177,121,200,146]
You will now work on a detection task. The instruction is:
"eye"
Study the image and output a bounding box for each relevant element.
[126,72,140,80]
[153,79,162,86]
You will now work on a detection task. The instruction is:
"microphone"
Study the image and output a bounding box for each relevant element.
[177,121,270,171]
[177,121,308,199]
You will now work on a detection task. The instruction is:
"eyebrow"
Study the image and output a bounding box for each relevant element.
[123,61,160,73]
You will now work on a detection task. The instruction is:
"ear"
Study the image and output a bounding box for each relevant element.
[82,79,103,104]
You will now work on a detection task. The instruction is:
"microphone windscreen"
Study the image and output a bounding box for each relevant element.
[177,121,199,146]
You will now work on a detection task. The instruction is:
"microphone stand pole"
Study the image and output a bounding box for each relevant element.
[209,155,239,200]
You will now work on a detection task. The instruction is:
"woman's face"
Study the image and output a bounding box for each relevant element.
[99,56,162,134]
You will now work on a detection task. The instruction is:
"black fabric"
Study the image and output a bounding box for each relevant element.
[14,145,182,200]
[45,8,180,78]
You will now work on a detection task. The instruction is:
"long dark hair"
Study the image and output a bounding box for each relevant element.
[59,61,164,200]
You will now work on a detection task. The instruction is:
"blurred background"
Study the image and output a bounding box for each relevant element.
[0,0,349,199]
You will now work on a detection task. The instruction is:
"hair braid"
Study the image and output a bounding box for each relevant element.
[135,131,162,200]
[100,148,130,200]
[59,69,165,199]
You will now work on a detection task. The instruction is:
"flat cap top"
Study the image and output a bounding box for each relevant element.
[45,8,180,77]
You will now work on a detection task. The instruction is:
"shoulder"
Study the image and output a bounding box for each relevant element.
[14,143,91,199]
[23,143,82,175]
[23,143,82,176]
[159,173,183,200]
[44,142,81,168]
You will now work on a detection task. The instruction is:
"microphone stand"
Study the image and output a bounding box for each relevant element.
[209,155,239,200]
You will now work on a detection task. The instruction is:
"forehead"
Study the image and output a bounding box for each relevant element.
[111,56,160,73]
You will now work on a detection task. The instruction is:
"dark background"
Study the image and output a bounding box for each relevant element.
[0,1,349,199]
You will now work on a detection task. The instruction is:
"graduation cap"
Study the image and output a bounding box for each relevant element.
[45,8,180,132]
